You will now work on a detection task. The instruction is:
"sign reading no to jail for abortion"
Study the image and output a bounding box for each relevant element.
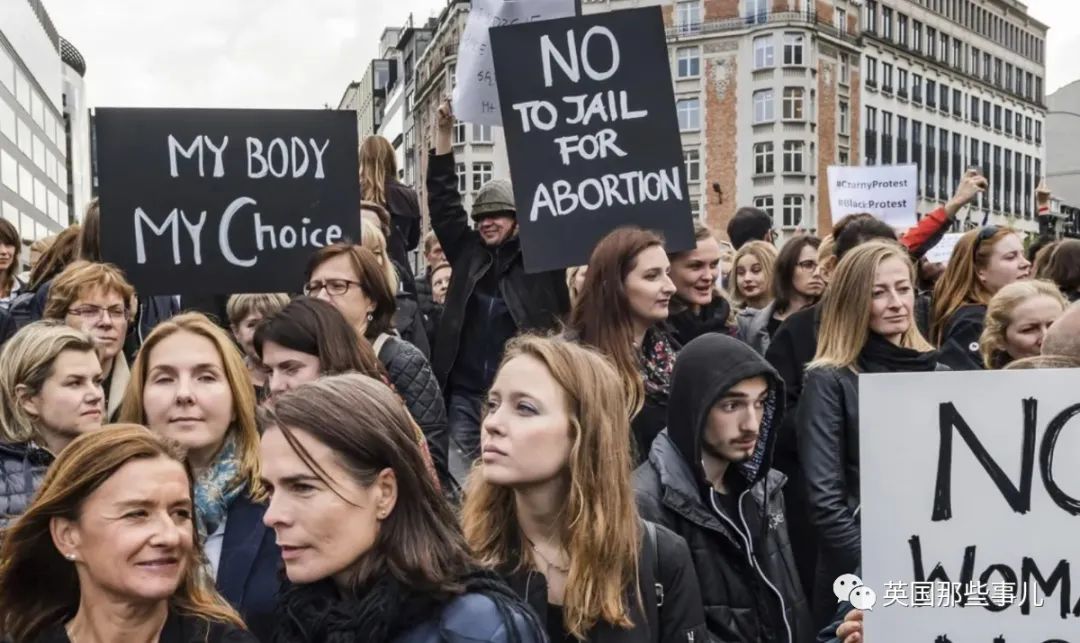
[95,108,361,296]
[860,369,1080,643]
[490,7,695,273]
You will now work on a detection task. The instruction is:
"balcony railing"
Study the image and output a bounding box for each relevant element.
[667,10,859,45]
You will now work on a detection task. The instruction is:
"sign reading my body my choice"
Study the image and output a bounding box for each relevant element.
[95,108,361,296]
[490,7,694,274]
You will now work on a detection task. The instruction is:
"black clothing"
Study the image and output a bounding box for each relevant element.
[272,571,544,643]
[34,612,256,643]
[937,304,988,371]
[504,522,709,642]
[856,332,939,373]
[426,152,569,391]
[667,297,734,346]
[0,441,53,528]
[385,180,422,271]
[634,333,813,643]
[766,314,783,339]
[545,605,575,643]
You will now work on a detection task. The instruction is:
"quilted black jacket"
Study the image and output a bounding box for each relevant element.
[0,441,53,528]
[376,335,452,489]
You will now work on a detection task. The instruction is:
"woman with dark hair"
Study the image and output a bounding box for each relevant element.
[568,227,678,461]
[303,244,448,474]
[0,224,80,344]
[667,224,736,345]
[259,373,544,643]
[361,135,421,270]
[253,296,451,491]
[1044,238,1080,302]
[0,425,254,643]
[0,218,23,303]
[931,226,1031,370]
[738,235,823,354]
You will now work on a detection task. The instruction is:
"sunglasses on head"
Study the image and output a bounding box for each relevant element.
[973,225,1000,254]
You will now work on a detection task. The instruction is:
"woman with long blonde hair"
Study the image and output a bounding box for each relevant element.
[797,241,941,622]
[730,240,777,311]
[931,226,1031,370]
[979,279,1066,369]
[0,425,252,643]
[118,312,279,640]
[360,135,420,270]
[462,335,707,642]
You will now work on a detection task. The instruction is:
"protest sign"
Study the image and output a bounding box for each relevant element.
[924,232,965,264]
[95,108,361,296]
[490,7,695,273]
[827,164,918,229]
[860,369,1080,642]
[452,0,577,126]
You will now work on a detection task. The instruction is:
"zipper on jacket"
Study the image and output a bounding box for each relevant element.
[709,488,794,643]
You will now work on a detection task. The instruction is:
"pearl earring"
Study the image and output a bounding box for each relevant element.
[66,553,76,561]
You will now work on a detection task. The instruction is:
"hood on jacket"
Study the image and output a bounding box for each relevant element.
[666,333,785,492]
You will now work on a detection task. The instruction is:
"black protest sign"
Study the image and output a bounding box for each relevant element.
[490,7,694,273]
[95,108,360,296]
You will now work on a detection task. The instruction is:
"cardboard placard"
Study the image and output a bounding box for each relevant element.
[95,108,361,296]
[860,369,1080,642]
[490,7,694,273]
[828,164,918,229]
[452,0,577,126]
[924,232,966,265]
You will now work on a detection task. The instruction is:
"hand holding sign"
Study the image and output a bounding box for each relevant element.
[435,97,455,156]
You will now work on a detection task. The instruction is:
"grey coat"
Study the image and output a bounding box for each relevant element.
[0,441,53,528]
[736,301,779,355]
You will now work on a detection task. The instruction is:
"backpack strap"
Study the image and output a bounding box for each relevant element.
[639,520,664,643]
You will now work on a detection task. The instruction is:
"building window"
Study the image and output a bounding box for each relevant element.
[684,149,701,182]
[839,148,850,165]
[453,122,467,145]
[782,195,804,228]
[754,142,774,175]
[1005,63,1013,92]
[994,105,1002,131]
[882,63,894,92]
[834,8,847,34]
[864,0,878,32]
[676,0,702,33]
[753,36,774,69]
[994,58,1002,86]
[898,69,908,97]
[897,116,908,163]
[783,141,805,174]
[472,124,492,143]
[881,111,893,164]
[952,39,962,69]
[926,80,937,108]
[1025,116,1033,142]
[783,33,804,66]
[913,20,923,52]
[472,162,493,192]
[783,88,805,120]
[839,100,849,135]
[912,74,922,103]
[1036,121,1042,144]
[866,106,878,165]
[939,84,949,112]
[866,57,878,87]
[970,47,980,75]
[882,6,893,40]
[971,96,980,125]
[753,89,775,123]
[939,32,949,63]
[455,162,467,194]
[746,0,769,24]
[677,98,701,131]
[1005,108,1013,135]
[676,47,701,79]
[897,14,908,46]
[840,54,849,85]
[927,27,937,58]
[753,196,775,222]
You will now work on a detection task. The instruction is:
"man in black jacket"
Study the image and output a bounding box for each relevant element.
[635,333,812,643]
[427,100,570,467]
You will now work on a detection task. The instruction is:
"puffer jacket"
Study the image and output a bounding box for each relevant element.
[634,334,812,643]
[0,441,54,528]
[426,151,569,389]
[393,593,542,643]
[375,334,451,490]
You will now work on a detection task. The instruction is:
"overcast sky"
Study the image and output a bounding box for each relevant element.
[45,0,1080,109]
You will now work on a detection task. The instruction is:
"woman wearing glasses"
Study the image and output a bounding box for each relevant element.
[931,226,1031,370]
[43,261,134,420]
[738,235,823,355]
[303,244,448,472]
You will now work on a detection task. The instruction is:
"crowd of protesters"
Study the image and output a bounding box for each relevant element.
[0,98,1076,643]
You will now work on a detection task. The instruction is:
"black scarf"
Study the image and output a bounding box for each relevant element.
[273,570,536,643]
[857,333,938,374]
[668,297,734,344]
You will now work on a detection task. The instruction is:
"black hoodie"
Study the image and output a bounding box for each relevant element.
[634,334,813,643]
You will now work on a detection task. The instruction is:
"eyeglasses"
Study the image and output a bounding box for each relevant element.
[67,305,128,322]
[796,259,819,271]
[973,225,1000,255]
[303,279,362,297]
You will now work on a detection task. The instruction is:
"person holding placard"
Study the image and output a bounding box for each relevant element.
[797,241,942,623]
[567,227,678,462]
[118,313,280,640]
[0,322,104,528]
[634,332,813,643]
[931,226,1031,370]
[667,224,736,346]
[978,279,1066,369]
[462,335,709,643]
[427,99,570,467]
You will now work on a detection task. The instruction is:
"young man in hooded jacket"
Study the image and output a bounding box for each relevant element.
[634,333,812,643]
